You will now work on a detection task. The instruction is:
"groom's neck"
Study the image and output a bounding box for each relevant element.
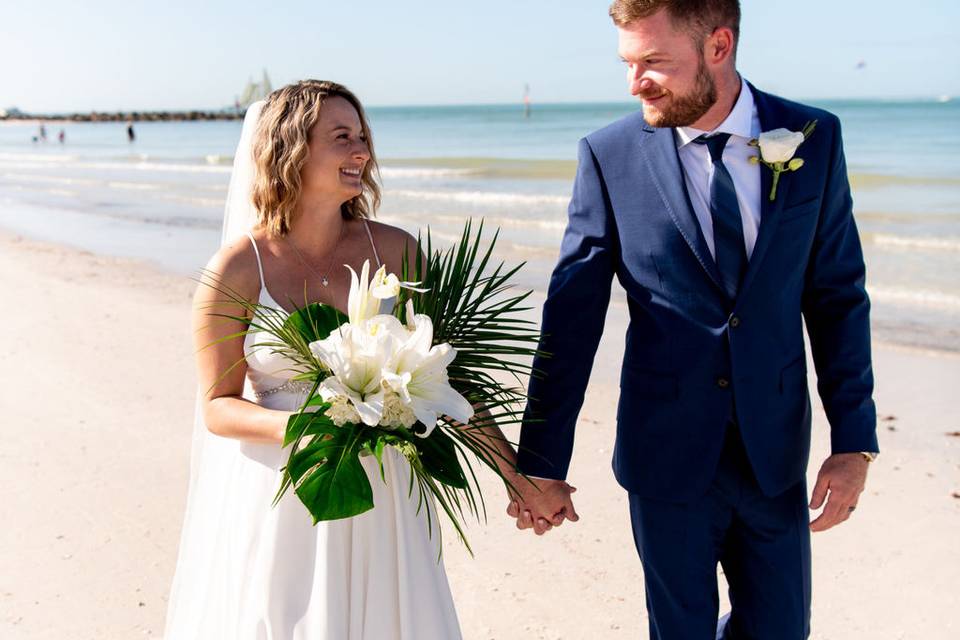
[689,69,743,132]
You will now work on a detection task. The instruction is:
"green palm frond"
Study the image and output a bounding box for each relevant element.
[396,220,544,532]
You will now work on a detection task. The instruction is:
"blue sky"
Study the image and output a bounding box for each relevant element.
[2,0,957,111]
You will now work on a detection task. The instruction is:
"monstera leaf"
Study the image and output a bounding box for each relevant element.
[283,303,348,344]
[284,416,374,523]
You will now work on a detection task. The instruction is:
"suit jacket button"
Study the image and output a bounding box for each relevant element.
[729,316,740,328]
[717,377,730,389]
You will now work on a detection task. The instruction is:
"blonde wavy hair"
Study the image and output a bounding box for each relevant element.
[250,80,381,236]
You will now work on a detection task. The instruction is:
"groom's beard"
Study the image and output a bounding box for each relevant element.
[640,59,718,128]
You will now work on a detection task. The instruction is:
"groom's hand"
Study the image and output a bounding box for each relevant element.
[506,477,579,535]
[809,453,870,532]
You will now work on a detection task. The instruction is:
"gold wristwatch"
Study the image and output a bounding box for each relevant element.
[859,451,878,463]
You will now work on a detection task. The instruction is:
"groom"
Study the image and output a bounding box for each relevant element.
[509,1,878,638]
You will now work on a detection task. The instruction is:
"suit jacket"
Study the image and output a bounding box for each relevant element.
[517,84,878,502]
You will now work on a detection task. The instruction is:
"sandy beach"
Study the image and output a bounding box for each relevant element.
[1,229,959,640]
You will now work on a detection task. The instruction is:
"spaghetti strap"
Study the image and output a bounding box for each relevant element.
[362,219,382,268]
[245,231,266,289]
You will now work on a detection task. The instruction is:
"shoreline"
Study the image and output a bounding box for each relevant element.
[0,220,956,359]
[1,111,243,123]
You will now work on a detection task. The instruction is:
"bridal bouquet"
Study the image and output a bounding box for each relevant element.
[204,222,540,551]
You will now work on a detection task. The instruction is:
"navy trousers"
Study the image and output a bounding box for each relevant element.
[629,424,811,639]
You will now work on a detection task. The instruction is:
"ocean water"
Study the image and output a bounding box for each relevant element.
[0,99,957,351]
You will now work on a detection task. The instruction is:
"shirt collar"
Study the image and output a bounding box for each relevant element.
[675,76,758,148]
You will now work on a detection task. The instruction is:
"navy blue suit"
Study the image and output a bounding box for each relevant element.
[517,85,877,639]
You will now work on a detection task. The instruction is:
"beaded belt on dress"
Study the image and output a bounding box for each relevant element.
[253,380,313,399]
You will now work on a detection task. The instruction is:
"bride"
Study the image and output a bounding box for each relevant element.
[164,80,520,639]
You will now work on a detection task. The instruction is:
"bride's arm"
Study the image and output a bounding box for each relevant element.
[468,408,520,483]
[192,239,290,444]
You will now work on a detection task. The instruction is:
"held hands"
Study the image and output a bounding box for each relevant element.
[505,476,579,535]
[809,453,870,532]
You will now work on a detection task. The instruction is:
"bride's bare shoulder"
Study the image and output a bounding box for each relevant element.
[197,234,262,301]
[365,219,421,264]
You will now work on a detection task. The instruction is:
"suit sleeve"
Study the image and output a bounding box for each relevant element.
[802,115,879,455]
[516,137,618,479]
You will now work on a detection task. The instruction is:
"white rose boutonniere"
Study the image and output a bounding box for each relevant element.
[749,120,817,201]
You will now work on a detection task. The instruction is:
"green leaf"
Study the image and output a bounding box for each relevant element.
[283,303,348,344]
[415,428,468,489]
[282,406,336,447]
[287,422,375,522]
[284,410,313,448]
[304,394,330,408]
[373,437,387,483]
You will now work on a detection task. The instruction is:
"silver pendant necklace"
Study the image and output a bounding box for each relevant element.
[284,221,346,287]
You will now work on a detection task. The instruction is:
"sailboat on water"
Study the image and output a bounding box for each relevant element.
[236,70,273,111]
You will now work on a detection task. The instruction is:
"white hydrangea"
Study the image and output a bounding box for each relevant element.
[326,395,361,427]
[380,385,418,430]
[322,387,416,430]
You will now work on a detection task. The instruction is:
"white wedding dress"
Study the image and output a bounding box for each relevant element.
[163,228,462,639]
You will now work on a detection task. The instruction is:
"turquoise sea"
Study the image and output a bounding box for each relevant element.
[0,99,957,351]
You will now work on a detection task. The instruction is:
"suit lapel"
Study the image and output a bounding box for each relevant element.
[738,86,793,300]
[639,124,724,292]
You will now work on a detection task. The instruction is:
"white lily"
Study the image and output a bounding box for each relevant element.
[404,299,417,330]
[348,260,428,325]
[346,260,381,326]
[371,266,401,299]
[383,310,474,437]
[309,323,392,427]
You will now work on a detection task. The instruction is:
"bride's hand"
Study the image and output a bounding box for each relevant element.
[506,477,578,535]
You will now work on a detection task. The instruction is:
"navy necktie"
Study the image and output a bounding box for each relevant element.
[693,133,747,300]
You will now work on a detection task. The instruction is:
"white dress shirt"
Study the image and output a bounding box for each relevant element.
[674,77,762,259]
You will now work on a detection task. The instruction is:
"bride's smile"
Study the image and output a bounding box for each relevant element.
[299,95,371,202]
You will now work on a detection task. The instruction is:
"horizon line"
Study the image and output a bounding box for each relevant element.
[4,94,955,117]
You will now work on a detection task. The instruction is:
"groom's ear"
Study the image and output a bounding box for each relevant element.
[704,26,736,65]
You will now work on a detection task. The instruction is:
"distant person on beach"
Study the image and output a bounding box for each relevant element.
[38,123,47,142]
[126,121,135,142]
[58,129,65,144]
[512,1,877,638]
